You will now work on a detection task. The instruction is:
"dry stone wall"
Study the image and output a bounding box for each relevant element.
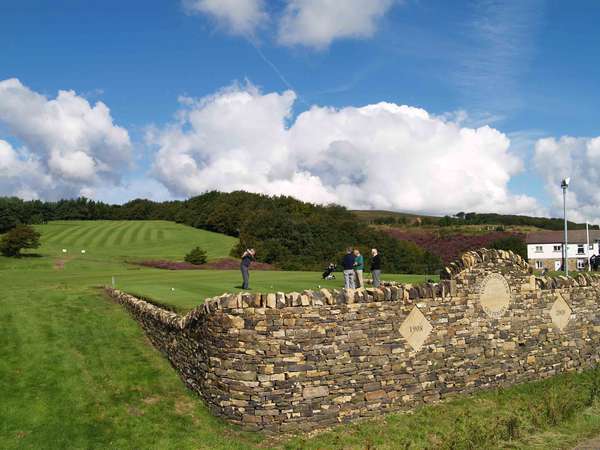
[107,248,600,432]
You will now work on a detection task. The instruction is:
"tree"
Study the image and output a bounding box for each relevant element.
[0,224,41,257]
[489,235,527,260]
[184,247,208,265]
[0,208,18,233]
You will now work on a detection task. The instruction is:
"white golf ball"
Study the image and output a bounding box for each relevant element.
[62,249,67,253]
[81,250,86,254]
[171,288,175,291]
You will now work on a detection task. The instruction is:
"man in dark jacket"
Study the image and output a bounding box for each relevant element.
[240,248,255,289]
[342,248,356,289]
[370,248,382,287]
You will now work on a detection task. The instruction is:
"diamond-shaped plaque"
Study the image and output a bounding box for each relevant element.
[550,294,572,331]
[479,273,511,319]
[399,306,433,351]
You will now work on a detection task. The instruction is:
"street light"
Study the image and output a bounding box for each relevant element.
[561,177,570,276]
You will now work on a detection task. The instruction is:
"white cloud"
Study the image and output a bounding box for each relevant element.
[183,0,267,36]
[278,0,396,49]
[0,78,132,200]
[534,136,600,223]
[82,177,175,205]
[0,140,53,200]
[149,82,541,216]
[183,0,396,48]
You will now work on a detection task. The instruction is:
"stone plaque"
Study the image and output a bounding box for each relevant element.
[479,273,511,318]
[399,306,433,352]
[550,294,572,331]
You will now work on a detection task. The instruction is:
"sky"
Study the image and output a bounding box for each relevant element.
[1,0,599,222]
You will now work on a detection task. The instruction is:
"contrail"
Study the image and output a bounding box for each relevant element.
[247,37,309,106]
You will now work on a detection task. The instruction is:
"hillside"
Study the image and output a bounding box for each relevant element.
[1,193,442,274]
[353,209,600,263]
[353,209,598,231]
[384,228,525,264]
[37,220,237,261]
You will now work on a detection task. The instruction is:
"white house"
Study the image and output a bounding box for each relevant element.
[526,230,600,271]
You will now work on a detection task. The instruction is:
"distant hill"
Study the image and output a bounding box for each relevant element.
[354,209,598,263]
[353,210,598,232]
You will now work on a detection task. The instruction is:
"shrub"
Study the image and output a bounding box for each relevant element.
[184,247,207,265]
[0,224,41,257]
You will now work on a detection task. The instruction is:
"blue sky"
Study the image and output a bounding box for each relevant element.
[1,0,599,221]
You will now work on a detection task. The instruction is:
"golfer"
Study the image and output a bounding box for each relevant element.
[240,248,255,289]
[370,248,381,288]
[353,248,364,288]
[342,248,356,289]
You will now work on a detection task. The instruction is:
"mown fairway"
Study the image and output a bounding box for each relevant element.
[38,220,237,261]
[3,220,600,449]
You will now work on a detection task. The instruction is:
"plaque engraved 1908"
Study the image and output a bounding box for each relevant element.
[399,306,433,352]
[479,273,511,318]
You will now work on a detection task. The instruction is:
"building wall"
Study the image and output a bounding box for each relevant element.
[528,257,588,272]
[108,249,600,432]
[527,242,599,260]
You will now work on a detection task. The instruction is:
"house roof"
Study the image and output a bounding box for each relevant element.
[525,230,600,244]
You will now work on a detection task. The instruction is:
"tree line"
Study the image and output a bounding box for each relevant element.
[0,193,443,274]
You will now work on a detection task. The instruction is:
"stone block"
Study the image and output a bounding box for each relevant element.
[303,386,329,399]
[365,390,387,401]
[224,314,245,329]
[266,293,276,309]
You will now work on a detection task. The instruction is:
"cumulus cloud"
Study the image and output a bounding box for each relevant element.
[534,136,600,223]
[149,82,541,216]
[0,140,53,200]
[183,0,267,36]
[0,78,132,200]
[183,0,397,48]
[278,0,396,48]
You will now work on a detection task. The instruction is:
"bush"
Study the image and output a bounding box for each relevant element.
[184,247,207,265]
[0,224,41,257]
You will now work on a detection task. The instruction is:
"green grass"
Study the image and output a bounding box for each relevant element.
[0,286,263,450]
[37,220,237,261]
[2,220,600,449]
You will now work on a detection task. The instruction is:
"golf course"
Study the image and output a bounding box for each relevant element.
[3,220,600,449]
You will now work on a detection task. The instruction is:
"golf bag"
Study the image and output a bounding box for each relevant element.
[322,263,336,280]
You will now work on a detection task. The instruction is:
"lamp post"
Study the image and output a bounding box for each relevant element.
[561,178,570,276]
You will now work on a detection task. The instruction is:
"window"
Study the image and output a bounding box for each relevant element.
[578,244,585,255]
[535,245,543,253]
[553,245,562,252]
[535,261,544,269]
[577,259,587,270]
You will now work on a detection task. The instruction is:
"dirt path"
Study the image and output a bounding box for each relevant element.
[53,257,73,270]
[574,437,600,449]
